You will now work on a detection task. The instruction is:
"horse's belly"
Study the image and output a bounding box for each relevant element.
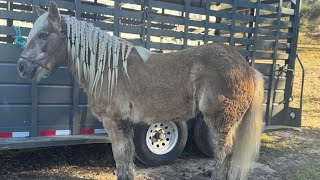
[138,91,195,123]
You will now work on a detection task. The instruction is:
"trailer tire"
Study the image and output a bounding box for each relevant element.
[134,121,188,166]
[193,119,215,157]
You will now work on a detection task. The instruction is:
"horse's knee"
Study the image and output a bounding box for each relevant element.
[104,119,136,180]
[111,139,135,180]
[112,139,134,161]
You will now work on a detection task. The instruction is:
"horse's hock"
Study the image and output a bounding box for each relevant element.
[0,0,303,162]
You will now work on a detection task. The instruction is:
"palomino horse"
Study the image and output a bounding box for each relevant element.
[17,2,264,180]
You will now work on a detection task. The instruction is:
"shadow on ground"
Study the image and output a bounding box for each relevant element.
[0,144,115,175]
[0,133,209,179]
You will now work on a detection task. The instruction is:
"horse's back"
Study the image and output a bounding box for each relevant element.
[127,42,255,122]
[161,42,255,99]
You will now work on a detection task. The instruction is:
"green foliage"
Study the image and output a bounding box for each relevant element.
[261,134,274,143]
[300,0,320,34]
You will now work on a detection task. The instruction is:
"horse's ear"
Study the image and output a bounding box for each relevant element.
[48,1,60,22]
[35,6,46,17]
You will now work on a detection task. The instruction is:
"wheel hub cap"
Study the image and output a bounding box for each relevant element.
[146,122,179,155]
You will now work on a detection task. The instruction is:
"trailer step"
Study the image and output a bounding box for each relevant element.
[0,134,110,151]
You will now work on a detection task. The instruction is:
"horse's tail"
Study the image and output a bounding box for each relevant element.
[229,69,264,180]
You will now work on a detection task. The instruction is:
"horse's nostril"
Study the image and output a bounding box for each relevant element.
[19,63,25,72]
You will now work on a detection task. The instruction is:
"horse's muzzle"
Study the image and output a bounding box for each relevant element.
[17,58,37,79]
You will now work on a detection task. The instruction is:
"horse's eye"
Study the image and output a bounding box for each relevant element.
[39,32,49,39]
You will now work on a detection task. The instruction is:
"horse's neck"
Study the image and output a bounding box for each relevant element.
[65,16,136,99]
[64,16,152,99]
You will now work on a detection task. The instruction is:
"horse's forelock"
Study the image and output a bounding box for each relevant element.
[27,12,49,44]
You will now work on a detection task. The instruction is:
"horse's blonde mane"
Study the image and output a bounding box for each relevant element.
[28,13,152,99]
[64,16,152,99]
[27,12,49,44]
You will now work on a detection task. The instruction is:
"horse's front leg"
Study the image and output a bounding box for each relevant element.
[102,118,135,180]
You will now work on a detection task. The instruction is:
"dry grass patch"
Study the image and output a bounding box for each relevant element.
[292,33,320,128]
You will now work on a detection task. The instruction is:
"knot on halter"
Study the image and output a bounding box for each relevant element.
[13,26,27,49]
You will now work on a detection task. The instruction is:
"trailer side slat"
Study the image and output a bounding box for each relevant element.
[265,0,283,126]
[203,0,210,44]
[81,3,113,15]
[0,10,33,22]
[183,0,191,48]
[283,0,301,127]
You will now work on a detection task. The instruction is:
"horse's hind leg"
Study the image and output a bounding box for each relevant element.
[199,94,243,180]
[102,118,135,180]
[203,113,236,180]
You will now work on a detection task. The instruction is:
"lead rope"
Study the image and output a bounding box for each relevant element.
[13,25,27,49]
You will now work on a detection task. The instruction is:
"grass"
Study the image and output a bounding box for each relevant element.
[259,133,314,163]
[287,161,320,180]
[261,134,274,143]
[293,33,320,128]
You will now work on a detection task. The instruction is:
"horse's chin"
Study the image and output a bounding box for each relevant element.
[19,67,37,80]
[19,71,28,79]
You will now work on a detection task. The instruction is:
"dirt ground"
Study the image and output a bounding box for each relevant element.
[0,34,319,180]
[0,129,319,180]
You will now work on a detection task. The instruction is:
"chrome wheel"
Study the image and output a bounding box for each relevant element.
[146,122,179,155]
